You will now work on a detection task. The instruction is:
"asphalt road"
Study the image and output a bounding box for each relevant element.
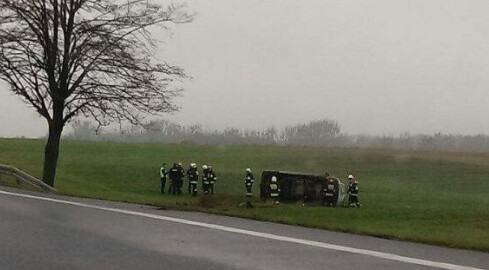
[0,187,488,270]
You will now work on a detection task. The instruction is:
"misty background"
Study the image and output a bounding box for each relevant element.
[2,0,489,141]
[61,119,489,152]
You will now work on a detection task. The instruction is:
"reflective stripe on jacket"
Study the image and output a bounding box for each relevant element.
[270,183,279,197]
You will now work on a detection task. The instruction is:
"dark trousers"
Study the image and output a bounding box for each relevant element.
[246,185,252,197]
[170,179,180,195]
[168,180,173,194]
[175,180,183,195]
[323,193,336,206]
[203,182,210,194]
[160,178,166,194]
[348,194,359,205]
[190,182,198,196]
[210,182,215,195]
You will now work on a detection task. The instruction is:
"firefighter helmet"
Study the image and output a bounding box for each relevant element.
[202,165,208,170]
[246,168,252,173]
[271,176,277,183]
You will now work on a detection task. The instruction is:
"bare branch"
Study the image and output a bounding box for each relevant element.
[0,0,191,125]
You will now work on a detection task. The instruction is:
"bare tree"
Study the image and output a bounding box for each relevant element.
[0,0,192,187]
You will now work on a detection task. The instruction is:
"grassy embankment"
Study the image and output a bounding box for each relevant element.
[0,138,488,251]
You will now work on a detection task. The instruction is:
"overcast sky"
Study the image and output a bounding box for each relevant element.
[2,0,489,138]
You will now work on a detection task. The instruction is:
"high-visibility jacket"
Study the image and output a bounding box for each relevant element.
[208,170,217,184]
[245,172,254,187]
[322,179,336,197]
[270,183,280,197]
[348,181,359,196]
[160,167,167,180]
[202,169,210,185]
[187,168,198,184]
[245,172,254,197]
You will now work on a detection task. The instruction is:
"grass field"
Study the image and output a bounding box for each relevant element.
[1,138,488,252]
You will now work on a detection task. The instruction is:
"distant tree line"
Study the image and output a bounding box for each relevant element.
[64,119,489,152]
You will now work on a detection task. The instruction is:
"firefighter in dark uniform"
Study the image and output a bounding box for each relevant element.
[202,165,210,195]
[186,163,195,194]
[322,172,336,207]
[270,176,280,205]
[177,163,185,194]
[168,163,178,195]
[208,165,217,195]
[167,167,173,194]
[169,162,184,195]
[187,163,199,197]
[348,174,360,207]
[245,168,254,198]
[159,163,168,194]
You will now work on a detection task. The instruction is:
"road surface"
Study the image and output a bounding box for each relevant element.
[0,187,487,270]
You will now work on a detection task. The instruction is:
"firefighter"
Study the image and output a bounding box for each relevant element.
[245,168,254,198]
[169,162,184,195]
[187,163,198,197]
[202,165,210,195]
[208,165,217,195]
[270,176,280,205]
[159,163,168,194]
[168,162,178,195]
[167,164,173,194]
[186,163,194,194]
[167,177,173,194]
[322,172,336,207]
[177,162,185,194]
[347,174,360,207]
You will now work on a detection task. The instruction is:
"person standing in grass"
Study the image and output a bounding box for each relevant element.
[270,176,280,205]
[159,163,168,194]
[208,165,217,195]
[169,162,183,195]
[238,168,255,208]
[187,163,199,196]
[347,174,360,207]
[167,165,174,194]
[176,163,185,195]
[202,165,210,194]
[322,172,337,207]
[186,163,194,194]
[245,168,254,198]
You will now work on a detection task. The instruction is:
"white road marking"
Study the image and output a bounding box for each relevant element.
[0,190,485,270]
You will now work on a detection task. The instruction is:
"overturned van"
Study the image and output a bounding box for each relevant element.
[260,170,345,206]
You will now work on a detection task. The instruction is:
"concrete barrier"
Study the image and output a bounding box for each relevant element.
[0,164,56,193]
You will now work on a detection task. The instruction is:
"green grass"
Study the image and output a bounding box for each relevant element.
[0,138,488,251]
[0,174,20,188]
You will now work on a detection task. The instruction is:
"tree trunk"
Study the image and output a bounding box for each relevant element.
[42,116,64,187]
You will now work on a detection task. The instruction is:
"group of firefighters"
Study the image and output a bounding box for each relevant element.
[322,172,360,208]
[266,172,360,207]
[159,163,360,207]
[159,162,218,196]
